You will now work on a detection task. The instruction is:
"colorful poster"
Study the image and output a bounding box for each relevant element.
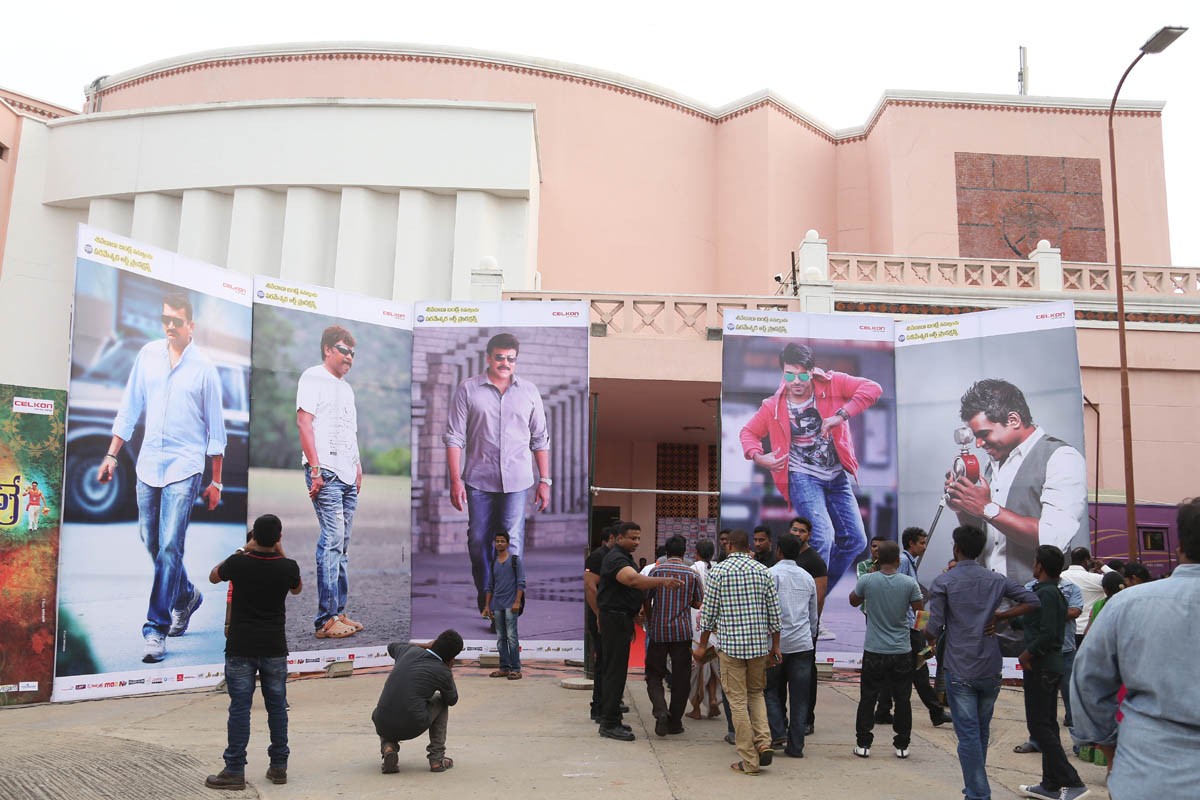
[248,277,412,671]
[0,386,66,705]
[720,310,897,665]
[410,301,589,658]
[895,301,1086,672]
[54,225,252,701]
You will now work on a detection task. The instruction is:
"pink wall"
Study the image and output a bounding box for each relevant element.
[0,103,23,273]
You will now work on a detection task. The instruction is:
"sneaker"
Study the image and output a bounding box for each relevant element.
[143,631,166,663]
[315,617,356,638]
[205,770,246,790]
[895,747,910,759]
[853,745,870,758]
[168,589,204,637]
[1018,784,1059,800]
[339,613,365,632]
[816,624,837,641]
[1060,787,1091,800]
[265,766,287,784]
[599,725,636,742]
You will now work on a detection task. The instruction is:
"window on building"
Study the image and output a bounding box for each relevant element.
[1140,526,1167,552]
[0,142,9,161]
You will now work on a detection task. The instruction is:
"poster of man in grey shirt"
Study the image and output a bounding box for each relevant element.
[445,332,551,614]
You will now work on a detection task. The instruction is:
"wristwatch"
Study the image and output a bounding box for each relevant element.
[539,477,553,486]
[835,408,850,421]
[210,481,223,492]
[309,464,322,477]
[982,502,1001,520]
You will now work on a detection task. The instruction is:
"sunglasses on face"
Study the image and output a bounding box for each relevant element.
[492,354,517,364]
[161,314,188,328]
[782,371,812,383]
[333,344,355,358]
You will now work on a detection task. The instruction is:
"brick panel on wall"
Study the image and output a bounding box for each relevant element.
[955,152,1107,263]
[656,443,699,526]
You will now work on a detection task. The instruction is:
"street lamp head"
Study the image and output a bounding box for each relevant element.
[1141,26,1187,54]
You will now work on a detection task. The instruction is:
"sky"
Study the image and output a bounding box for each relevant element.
[4,0,1196,264]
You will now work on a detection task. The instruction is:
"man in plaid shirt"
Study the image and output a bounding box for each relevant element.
[694,529,782,775]
[644,535,703,737]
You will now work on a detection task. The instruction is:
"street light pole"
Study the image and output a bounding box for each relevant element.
[1106,25,1187,559]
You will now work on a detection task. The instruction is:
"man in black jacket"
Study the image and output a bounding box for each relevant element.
[372,630,464,774]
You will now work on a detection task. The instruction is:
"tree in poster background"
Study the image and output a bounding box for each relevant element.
[0,385,67,705]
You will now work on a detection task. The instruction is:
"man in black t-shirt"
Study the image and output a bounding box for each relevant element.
[204,514,302,791]
[584,522,618,721]
[596,522,682,741]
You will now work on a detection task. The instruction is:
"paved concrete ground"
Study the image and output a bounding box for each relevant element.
[0,663,1113,800]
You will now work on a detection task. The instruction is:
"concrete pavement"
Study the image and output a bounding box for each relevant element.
[0,663,1113,799]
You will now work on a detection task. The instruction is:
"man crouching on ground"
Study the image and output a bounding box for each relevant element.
[372,629,464,774]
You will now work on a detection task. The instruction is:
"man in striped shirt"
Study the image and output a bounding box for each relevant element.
[695,529,782,775]
[644,535,703,737]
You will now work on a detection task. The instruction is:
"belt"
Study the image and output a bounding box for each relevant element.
[599,608,635,616]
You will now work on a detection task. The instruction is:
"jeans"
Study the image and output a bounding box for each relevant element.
[645,640,691,725]
[788,470,867,592]
[466,486,528,612]
[223,655,289,774]
[137,474,201,637]
[494,608,521,672]
[764,649,814,755]
[719,652,771,771]
[1023,666,1084,792]
[598,610,633,726]
[945,670,1002,800]
[306,469,357,629]
[856,651,913,749]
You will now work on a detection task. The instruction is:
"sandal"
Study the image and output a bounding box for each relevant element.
[757,747,774,766]
[507,672,522,680]
[489,670,509,678]
[1013,742,1038,754]
[730,761,760,776]
[429,757,454,773]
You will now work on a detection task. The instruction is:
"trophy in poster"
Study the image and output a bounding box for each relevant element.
[920,426,979,571]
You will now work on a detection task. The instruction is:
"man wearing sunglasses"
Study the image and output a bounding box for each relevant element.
[99,292,226,664]
[739,343,880,594]
[445,332,550,617]
[297,325,363,640]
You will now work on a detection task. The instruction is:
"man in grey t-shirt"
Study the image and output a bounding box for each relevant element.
[848,541,923,758]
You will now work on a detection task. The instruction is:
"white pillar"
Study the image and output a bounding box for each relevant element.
[130,192,182,250]
[86,198,134,236]
[280,187,340,287]
[394,189,455,301]
[178,189,233,267]
[798,229,829,281]
[1029,239,1063,292]
[227,187,285,278]
[451,190,498,300]
[334,187,398,298]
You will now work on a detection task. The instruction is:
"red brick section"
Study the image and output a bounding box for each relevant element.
[954,152,1107,262]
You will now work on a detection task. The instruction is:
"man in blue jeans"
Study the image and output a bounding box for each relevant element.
[297,325,363,640]
[205,514,302,790]
[445,332,551,617]
[483,531,526,679]
[765,534,819,757]
[100,292,227,664]
[739,342,881,592]
[926,525,1039,800]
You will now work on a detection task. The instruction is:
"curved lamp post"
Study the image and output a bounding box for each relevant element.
[1107,25,1187,558]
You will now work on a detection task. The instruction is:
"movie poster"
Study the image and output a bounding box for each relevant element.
[248,277,412,671]
[720,310,897,665]
[0,385,66,705]
[895,301,1087,672]
[55,226,252,700]
[410,301,589,658]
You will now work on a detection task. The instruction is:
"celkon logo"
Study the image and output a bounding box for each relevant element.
[222,282,248,296]
[551,311,581,317]
[13,397,54,415]
[859,325,885,332]
[1035,312,1067,320]
[383,310,407,320]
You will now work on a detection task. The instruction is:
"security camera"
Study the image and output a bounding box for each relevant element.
[773,273,784,283]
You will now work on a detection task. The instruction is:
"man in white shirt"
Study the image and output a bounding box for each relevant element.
[944,379,1087,656]
[297,325,363,640]
[1062,547,1104,645]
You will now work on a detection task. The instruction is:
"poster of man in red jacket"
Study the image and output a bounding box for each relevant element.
[739,342,882,592]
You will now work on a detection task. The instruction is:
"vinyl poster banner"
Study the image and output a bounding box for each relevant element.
[720,310,897,666]
[55,226,252,701]
[0,385,66,705]
[248,278,412,672]
[410,301,589,659]
[895,301,1087,675]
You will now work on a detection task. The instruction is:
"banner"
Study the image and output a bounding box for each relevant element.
[248,277,413,672]
[721,310,898,665]
[410,301,589,658]
[896,301,1086,674]
[54,225,252,700]
[0,385,66,704]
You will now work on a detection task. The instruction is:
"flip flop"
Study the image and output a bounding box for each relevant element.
[1013,742,1038,754]
[489,670,509,678]
[757,747,775,766]
[730,761,760,776]
[429,757,454,773]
